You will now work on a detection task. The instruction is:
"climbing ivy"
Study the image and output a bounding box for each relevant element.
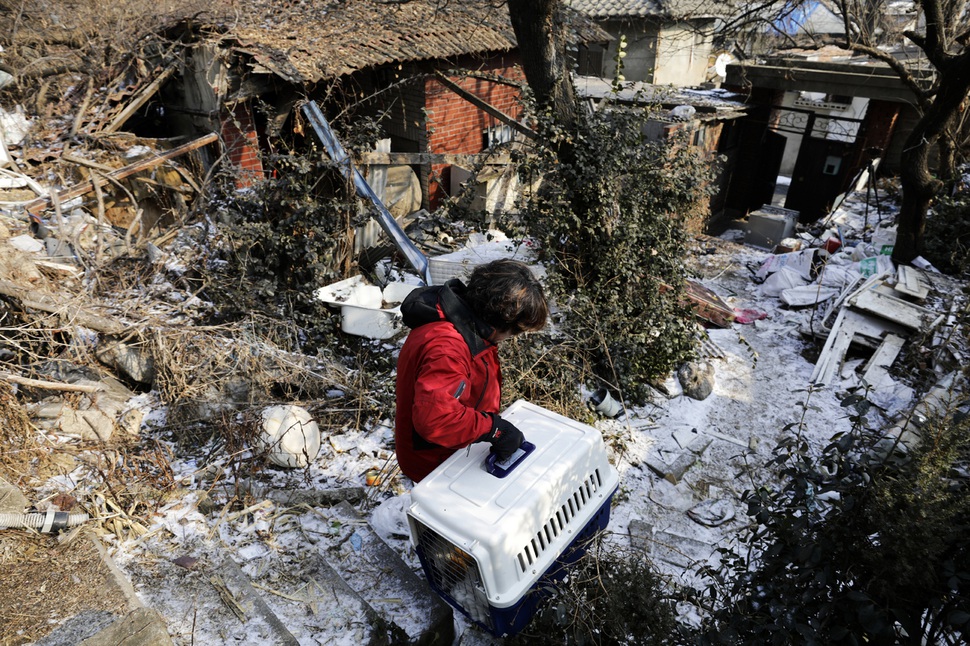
[507,96,713,404]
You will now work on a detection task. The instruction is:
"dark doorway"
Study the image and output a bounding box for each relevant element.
[786,135,852,223]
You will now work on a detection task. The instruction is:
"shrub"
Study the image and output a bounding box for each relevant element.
[699,387,970,645]
[204,144,368,350]
[509,536,687,646]
[924,193,970,277]
[509,97,712,404]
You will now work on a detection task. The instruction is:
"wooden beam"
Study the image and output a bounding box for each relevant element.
[22,132,218,216]
[0,372,103,393]
[433,71,537,140]
[0,279,129,335]
[103,65,177,134]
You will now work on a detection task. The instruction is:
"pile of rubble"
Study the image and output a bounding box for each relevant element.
[738,196,968,461]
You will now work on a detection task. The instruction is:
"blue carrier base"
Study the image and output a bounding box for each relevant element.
[416,489,616,638]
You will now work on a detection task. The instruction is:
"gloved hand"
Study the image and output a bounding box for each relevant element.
[479,415,525,461]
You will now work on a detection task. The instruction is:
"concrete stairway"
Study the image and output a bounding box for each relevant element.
[36,496,454,646]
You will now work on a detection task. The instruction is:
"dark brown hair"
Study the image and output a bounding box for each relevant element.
[464,259,548,334]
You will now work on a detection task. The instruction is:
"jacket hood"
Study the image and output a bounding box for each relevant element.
[401,279,494,355]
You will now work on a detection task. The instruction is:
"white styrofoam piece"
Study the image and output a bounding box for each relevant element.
[259,405,320,468]
[429,240,540,285]
[407,400,619,609]
[315,276,419,339]
[9,234,44,253]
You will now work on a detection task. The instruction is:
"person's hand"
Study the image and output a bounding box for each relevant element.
[480,415,524,461]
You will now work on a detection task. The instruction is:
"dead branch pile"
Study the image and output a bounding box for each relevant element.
[150,320,352,425]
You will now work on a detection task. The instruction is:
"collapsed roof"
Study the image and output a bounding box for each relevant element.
[168,0,609,84]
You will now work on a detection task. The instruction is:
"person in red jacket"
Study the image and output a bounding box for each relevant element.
[394,259,548,482]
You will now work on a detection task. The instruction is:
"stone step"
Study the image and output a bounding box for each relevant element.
[328,500,454,646]
[25,493,453,645]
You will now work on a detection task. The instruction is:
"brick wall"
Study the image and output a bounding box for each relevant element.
[424,54,525,208]
[221,102,264,188]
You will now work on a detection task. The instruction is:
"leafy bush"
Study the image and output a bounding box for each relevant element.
[699,387,970,645]
[509,536,687,646]
[924,193,970,276]
[204,147,366,349]
[509,98,711,404]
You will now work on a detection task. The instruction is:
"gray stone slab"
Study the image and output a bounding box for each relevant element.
[78,608,173,646]
[214,559,300,645]
[645,451,697,485]
[631,516,717,568]
[330,501,454,646]
[33,611,117,646]
[651,529,716,569]
[0,476,28,513]
[236,479,366,507]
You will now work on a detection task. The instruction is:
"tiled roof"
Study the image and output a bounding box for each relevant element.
[187,0,608,83]
[565,0,724,20]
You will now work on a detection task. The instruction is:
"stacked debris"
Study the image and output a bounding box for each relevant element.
[745,193,967,448]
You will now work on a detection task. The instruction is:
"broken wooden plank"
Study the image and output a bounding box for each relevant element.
[685,280,736,327]
[849,286,938,330]
[102,64,177,134]
[0,372,104,393]
[894,265,929,300]
[861,333,905,388]
[22,132,218,216]
[433,71,538,140]
[0,279,129,335]
[658,280,735,327]
[811,306,852,385]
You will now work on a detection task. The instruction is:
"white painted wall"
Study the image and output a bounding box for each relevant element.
[599,18,715,87]
[775,90,869,176]
[653,23,714,87]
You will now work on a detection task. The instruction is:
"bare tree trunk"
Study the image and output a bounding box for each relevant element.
[506,0,578,132]
[894,60,970,262]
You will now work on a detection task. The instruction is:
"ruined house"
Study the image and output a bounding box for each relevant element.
[721,48,930,223]
[566,0,724,87]
[127,0,607,217]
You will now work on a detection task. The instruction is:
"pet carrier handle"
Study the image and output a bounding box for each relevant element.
[485,441,535,478]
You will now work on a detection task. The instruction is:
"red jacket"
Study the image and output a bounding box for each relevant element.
[395,281,501,482]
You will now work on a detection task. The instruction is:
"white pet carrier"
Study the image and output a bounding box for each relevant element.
[407,399,620,637]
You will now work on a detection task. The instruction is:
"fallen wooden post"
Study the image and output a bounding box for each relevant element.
[433,71,537,140]
[102,64,177,134]
[22,132,218,217]
[0,279,130,335]
[0,372,104,393]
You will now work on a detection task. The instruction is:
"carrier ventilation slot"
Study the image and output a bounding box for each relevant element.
[515,469,602,573]
[415,522,493,628]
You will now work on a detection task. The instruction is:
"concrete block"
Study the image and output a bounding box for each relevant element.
[78,608,173,646]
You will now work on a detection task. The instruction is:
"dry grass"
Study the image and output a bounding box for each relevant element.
[0,382,49,487]
[0,531,135,646]
[150,318,352,424]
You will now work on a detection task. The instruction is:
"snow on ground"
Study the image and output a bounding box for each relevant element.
[100,186,925,645]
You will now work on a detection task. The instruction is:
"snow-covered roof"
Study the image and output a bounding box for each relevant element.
[573,74,748,118]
